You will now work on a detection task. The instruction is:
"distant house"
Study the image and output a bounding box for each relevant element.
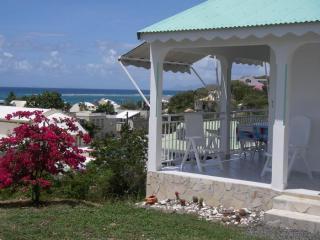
[76,111,117,138]
[97,98,121,112]
[10,100,27,107]
[239,76,268,90]
[115,110,140,120]
[75,109,147,138]
[69,102,97,113]
[114,110,143,131]
[194,90,219,112]
[0,106,87,146]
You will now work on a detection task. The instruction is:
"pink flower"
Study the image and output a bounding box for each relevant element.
[82,133,91,144]
[0,110,89,201]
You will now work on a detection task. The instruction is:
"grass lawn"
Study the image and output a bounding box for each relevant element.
[0,201,265,240]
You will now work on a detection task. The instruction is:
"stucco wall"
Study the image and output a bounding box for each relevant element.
[290,43,320,172]
[0,121,19,136]
[147,171,280,210]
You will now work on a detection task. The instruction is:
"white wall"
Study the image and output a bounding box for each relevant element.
[290,43,320,172]
[0,121,20,136]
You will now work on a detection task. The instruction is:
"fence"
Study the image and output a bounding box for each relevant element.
[161,110,268,164]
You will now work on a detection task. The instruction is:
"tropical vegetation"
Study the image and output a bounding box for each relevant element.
[4,91,70,110]
[95,102,115,114]
[0,111,90,205]
[167,81,268,113]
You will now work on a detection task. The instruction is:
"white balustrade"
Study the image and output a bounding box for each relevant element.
[161,110,268,165]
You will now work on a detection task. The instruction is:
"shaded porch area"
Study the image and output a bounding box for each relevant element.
[162,152,320,192]
[160,107,320,192]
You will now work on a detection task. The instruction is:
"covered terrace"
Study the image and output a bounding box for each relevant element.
[119,0,320,197]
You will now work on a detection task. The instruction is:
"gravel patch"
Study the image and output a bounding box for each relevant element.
[139,195,320,240]
[137,196,263,226]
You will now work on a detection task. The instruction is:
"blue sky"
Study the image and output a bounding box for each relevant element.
[0,0,264,90]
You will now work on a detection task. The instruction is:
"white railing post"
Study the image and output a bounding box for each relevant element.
[148,43,167,172]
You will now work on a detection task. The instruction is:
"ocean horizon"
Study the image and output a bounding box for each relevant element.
[0,87,179,105]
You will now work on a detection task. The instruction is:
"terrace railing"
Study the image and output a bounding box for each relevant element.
[161,110,268,164]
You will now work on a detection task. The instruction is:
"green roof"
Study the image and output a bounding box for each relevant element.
[138,0,320,36]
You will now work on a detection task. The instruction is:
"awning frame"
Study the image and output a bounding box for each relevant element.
[118,58,209,108]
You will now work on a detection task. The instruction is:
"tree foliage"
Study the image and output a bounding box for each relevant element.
[121,101,139,110]
[91,124,147,198]
[167,88,209,113]
[5,91,16,105]
[0,111,91,205]
[231,81,268,110]
[167,82,268,113]
[95,102,115,115]
[55,162,113,201]
[24,91,66,109]
[80,120,98,138]
[167,91,195,113]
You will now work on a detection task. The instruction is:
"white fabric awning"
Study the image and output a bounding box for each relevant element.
[119,42,268,74]
[119,42,205,74]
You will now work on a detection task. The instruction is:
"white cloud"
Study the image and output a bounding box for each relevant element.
[86,63,101,71]
[40,50,66,73]
[0,51,33,73]
[232,63,265,80]
[3,51,14,58]
[84,44,122,76]
[24,32,65,38]
[102,48,117,65]
[50,50,59,57]
[14,60,32,71]
[0,35,5,49]
[85,62,115,76]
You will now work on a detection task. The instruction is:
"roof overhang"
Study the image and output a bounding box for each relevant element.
[138,0,320,40]
[139,23,320,43]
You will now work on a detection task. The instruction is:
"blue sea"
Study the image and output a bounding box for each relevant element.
[0,87,178,105]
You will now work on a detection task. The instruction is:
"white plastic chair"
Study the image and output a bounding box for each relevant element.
[260,116,312,179]
[288,116,312,178]
[180,112,223,172]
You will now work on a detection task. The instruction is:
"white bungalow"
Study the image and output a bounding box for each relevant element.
[119,0,320,232]
[10,100,27,108]
[239,76,267,90]
[97,98,121,112]
[69,102,97,113]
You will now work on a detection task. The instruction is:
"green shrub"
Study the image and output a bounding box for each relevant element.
[91,123,148,199]
[54,163,113,201]
[4,123,149,202]
[53,123,147,201]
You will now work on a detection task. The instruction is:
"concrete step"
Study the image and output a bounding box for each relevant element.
[265,209,320,234]
[273,194,320,216]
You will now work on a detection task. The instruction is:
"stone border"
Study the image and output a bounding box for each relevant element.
[147,171,281,211]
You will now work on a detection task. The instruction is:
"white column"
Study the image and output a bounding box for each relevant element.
[271,44,295,190]
[267,52,276,154]
[219,58,232,159]
[148,43,166,172]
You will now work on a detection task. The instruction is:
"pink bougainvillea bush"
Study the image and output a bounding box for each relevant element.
[0,110,91,204]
